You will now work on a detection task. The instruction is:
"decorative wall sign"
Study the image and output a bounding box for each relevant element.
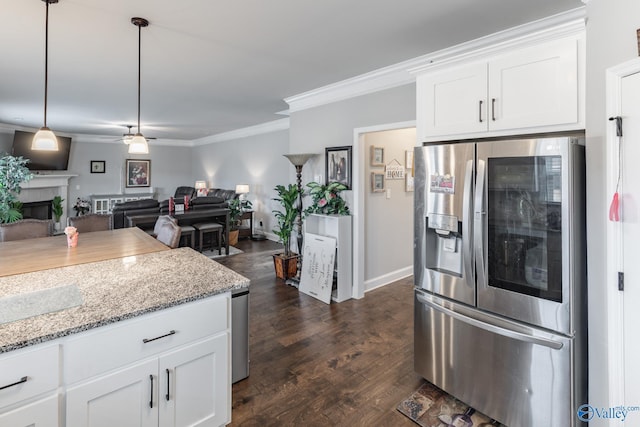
[299,233,337,304]
[406,150,414,169]
[90,160,105,174]
[406,174,415,192]
[385,159,405,180]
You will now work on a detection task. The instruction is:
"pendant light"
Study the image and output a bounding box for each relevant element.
[32,0,59,151]
[128,17,149,154]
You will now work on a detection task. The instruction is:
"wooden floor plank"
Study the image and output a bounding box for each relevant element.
[217,239,420,426]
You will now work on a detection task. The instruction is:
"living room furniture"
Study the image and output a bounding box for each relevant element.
[193,222,223,254]
[91,193,154,214]
[67,213,114,233]
[126,208,231,255]
[238,210,253,239]
[156,220,182,249]
[0,219,54,242]
[179,225,196,249]
[111,198,160,228]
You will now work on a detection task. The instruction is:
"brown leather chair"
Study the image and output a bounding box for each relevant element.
[0,219,54,242]
[68,214,114,233]
[156,220,181,249]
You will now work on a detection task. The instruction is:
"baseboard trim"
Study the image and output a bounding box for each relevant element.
[364,266,413,293]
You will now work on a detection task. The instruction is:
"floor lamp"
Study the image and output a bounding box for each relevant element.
[283,153,315,286]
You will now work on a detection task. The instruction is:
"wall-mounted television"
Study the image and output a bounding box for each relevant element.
[11,130,72,171]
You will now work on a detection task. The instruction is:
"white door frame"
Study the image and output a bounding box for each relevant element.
[604,57,640,410]
[351,120,416,299]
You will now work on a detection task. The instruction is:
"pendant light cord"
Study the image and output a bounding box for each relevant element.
[137,22,141,134]
[43,0,50,128]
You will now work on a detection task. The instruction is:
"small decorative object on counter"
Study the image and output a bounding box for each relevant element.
[65,226,78,248]
[184,195,190,210]
[169,196,175,213]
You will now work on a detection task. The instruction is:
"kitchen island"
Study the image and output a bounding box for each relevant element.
[0,230,248,426]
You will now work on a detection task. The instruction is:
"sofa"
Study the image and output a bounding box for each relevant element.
[111,198,160,229]
[112,188,237,229]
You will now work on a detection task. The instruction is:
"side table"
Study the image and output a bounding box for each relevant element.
[238,210,253,239]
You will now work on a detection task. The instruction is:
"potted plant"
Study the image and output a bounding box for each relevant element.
[272,184,300,279]
[227,198,253,246]
[304,181,350,216]
[0,154,33,223]
[51,195,64,230]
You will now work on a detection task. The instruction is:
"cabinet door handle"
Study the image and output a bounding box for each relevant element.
[142,330,176,344]
[149,375,154,408]
[0,376,28,391]
[491,98,496,121]
[165,368,170,401]
[478,100,483,123]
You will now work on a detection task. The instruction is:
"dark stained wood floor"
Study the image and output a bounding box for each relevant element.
[216,239,422,427]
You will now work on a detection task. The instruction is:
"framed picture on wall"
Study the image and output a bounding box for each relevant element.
[371,146,384,166]
[371,172,385,193]
[90,160,105,174]
[325,145,352,189]
[125,159,151,188]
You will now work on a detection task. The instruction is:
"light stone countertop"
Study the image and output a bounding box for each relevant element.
[0,247,249,353]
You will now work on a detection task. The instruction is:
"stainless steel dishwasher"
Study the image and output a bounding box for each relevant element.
[231,287,249,383]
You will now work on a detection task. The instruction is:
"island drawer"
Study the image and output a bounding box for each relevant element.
[63,293,229,384]
[0,344,59,410]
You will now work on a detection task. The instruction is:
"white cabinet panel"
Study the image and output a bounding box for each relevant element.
[489,37,578,130]
[159,334,230,427]
[0,395,58,427]
[66,359,158,427]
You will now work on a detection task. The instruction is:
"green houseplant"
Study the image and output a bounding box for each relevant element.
[304,181,350,216]
[272,184,300,279]
[227,198,253,246]
[0,154,33,223]
[52,195,64,224]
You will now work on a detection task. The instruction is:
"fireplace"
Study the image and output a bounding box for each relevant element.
[22,200,53,220]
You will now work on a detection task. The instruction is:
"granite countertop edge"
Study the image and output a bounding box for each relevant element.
[0,248,249,354]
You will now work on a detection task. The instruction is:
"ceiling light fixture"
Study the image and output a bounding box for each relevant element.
[128,17,149,154]
[32,0,59,151]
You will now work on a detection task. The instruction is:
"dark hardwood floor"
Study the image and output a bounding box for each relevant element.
[217,239,422,427]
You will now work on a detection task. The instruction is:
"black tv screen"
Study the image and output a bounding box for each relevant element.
[11,130,72,171]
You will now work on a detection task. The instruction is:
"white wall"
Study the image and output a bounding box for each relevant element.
[65,141,192,215]
[190,129,289,238]
[289,85,416,288]
[363,128,415,285]
[585,0,640,421]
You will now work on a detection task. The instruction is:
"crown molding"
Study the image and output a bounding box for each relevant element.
[284,6,586,114]
[191,118,290,146]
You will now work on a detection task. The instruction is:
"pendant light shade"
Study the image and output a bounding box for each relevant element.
[129,17,149,155]
[32,0,59,151]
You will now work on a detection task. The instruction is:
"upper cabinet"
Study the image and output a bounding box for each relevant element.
[416,35,584,141]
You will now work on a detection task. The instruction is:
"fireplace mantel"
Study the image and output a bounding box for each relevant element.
[21,174,77,190]
[19,174,77,227]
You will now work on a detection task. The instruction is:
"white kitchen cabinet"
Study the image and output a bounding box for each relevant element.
[159,335,229,427]
[304,214,353,302]
[0,395,58,427]
[66,359,158,427]
[418,36,581,140]
[64,295,231,427]
[66,335,229,427]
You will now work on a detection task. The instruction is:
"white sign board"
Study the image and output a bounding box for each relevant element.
[299,233,337,304]
[385,164,405,180]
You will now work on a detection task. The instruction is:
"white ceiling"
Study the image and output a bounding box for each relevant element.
[1,0,584,143]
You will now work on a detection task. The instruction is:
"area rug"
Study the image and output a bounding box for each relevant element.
[397,381,503,427]
[203,246,244,259]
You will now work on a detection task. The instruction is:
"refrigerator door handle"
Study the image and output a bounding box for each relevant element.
[474,159,487,288]
[462,159,474,284]
[416,292,564,350]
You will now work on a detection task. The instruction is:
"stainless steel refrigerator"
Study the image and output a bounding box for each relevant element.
[413,133,587,427]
